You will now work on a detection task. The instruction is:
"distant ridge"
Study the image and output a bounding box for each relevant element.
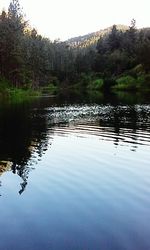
[66,25,129,49]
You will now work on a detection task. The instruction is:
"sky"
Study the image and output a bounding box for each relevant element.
[0,0,149,41]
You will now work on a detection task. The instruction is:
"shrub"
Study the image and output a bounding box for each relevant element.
[41,83,58,94]
[114,75,137,90]
[87,78,104,90]
[136,74,150,89]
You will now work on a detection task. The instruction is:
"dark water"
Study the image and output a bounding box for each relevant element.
[0,92,150,250]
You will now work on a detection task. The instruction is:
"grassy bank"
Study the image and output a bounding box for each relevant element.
[0,77,59,102]
[0,71,150,103]
[8,88,41,102]
[112,74,150,92]
[0,82,42,103]
[72,72,150,93]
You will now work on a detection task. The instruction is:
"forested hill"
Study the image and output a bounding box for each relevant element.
[66,25,128,49]
[0,0,150,93]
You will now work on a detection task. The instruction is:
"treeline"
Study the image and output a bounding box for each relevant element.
[74,20,150,91]
[0,0,150,92]
[0,0,75,89]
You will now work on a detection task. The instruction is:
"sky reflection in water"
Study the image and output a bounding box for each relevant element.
[0,95,150,250]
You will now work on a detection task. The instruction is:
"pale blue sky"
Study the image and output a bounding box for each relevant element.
[0,0,149,40]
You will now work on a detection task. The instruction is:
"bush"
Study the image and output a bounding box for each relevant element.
[114,75,137,90]
[79,73,93,87]
[41,83,58,94]
[87,78,104,90]
[136,74,150,89]
[6,88,41,104]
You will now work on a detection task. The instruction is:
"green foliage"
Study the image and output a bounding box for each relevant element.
[86,90,104,101]
[137,75,145,86]
[0,1,75,89]
[114,76,137,90]
[137,74,150,89]
[137,39,150,72]
[5,88,41,104]
[0,77,11,93]
[95,21,150,83]
[114,74,150,91]
[0,1,150,94]
[41,83,58,95]
[8,88,41,97]
[87,78,104,90]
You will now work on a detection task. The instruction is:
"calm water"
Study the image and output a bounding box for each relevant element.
[0,92,150,250]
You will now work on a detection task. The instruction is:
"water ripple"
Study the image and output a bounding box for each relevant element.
[0,102,150,249]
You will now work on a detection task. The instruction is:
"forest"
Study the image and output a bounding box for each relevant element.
[0,0,150,96]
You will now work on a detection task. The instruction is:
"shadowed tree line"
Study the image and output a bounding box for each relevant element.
[0,101,52,194]
[0,0,75,89]
[74,20,150,91]
[0,0,150,92]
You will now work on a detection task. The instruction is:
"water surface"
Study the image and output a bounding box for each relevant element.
[0,92,150,250]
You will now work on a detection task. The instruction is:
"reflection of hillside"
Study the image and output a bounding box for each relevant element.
[0,97,150,195]
[46,104,150,130]
[0,103,54,195]
[48,104,150,150]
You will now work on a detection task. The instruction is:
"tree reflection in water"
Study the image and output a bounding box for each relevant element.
[0,95,150,195]
[0,101,53,195]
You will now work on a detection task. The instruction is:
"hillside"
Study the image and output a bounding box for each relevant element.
[66,25,128,49]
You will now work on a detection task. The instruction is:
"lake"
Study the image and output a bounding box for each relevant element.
[0,91,150,250]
